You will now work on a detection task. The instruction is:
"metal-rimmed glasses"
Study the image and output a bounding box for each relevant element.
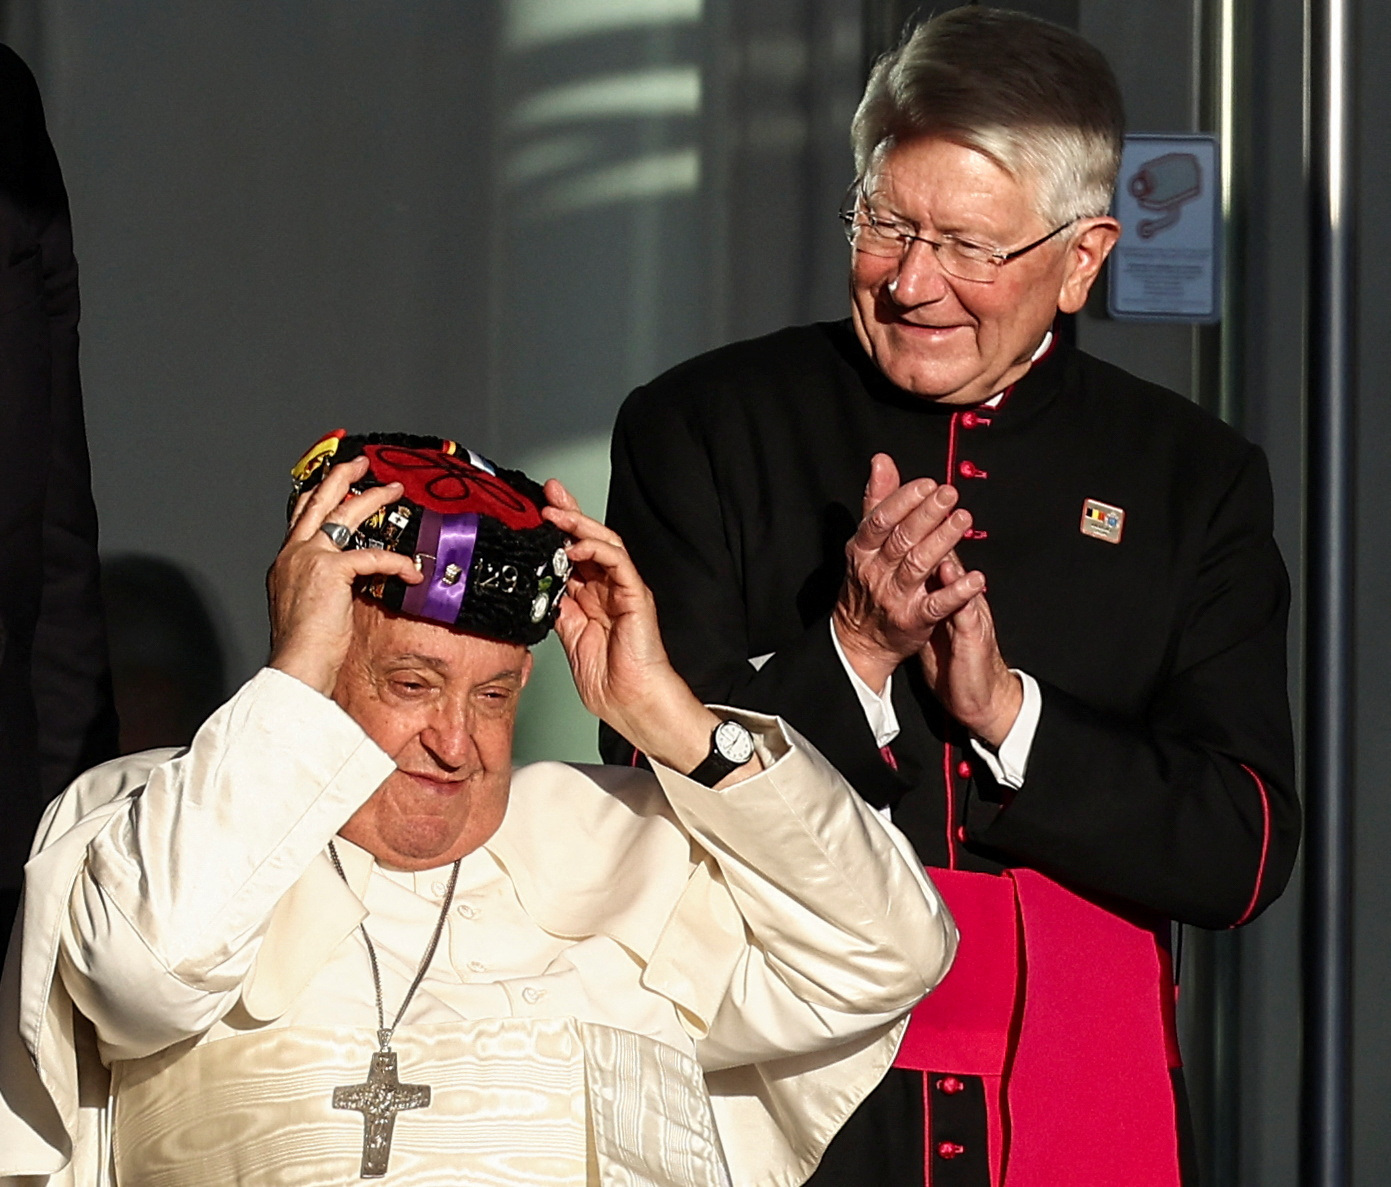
[837,182,1076,283]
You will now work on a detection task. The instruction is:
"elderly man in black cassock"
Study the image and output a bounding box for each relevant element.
[604,9,1298,1186]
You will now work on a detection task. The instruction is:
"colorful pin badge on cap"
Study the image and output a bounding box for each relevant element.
[1080,498,1125,544]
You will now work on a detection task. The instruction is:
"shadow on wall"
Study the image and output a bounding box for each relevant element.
[102,554,233,754]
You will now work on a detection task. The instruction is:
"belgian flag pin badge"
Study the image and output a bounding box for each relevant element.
[1080,498,1125,544]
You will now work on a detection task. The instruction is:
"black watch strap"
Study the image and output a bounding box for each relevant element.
[687,719,756,787]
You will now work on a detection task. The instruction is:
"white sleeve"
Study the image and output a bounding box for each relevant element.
[968,669,1041,788]
[58,668,396,1060]
[648,709,956,1070]
[828,619,900,747]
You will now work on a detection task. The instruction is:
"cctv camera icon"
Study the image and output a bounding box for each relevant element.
[1128,152,1202,239]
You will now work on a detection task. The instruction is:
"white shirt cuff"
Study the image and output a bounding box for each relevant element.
[969,670,1040,788]
[829,619,900,748]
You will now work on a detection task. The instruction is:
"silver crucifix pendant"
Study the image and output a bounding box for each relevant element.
[333,1046,431,1178]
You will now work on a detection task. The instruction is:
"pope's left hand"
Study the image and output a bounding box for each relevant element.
[542,481,749,778]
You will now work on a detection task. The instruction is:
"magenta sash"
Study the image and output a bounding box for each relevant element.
[894,868,1181,1186]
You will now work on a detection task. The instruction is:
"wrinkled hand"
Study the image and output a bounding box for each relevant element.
[542,481,740,776]
[268,455,421,696]
[919,552,1021,748]
[833,453,987,692]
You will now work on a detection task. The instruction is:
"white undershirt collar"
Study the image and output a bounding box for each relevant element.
[982,330,1053,408]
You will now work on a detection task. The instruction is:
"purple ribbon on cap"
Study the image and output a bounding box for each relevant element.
[401,510,479,624]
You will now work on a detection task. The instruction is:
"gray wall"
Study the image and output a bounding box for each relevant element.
[17,2,501,682]
[3,0,862,765]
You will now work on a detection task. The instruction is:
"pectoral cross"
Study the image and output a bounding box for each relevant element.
[333,1044,431,1178]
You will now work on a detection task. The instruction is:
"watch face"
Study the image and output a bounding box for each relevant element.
[714,720,755,765]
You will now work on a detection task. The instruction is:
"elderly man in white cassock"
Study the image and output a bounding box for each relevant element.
[0,432,956,1187]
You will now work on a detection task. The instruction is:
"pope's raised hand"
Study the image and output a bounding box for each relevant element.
[542,480,738,777]
[268,455,422,696]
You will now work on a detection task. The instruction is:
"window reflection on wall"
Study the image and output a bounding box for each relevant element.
[492,0,703,453]
[499,0,705,764]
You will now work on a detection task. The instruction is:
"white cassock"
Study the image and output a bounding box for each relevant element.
[0,669,955,1187]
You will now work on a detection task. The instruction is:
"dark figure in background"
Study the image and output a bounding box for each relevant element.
[102,554,227,753]
[605,10,1298,1187]
[0,45,116,938]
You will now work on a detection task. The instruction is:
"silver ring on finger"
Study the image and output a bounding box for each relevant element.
[320,522,354,550]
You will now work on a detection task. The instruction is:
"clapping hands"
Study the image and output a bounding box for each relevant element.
[833,453,1020,747]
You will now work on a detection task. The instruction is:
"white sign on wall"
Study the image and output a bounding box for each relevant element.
[1107,133,1221,323]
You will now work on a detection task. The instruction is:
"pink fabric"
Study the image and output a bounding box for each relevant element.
[895,868,1181,1186]
[1005,869,1179,1185]
[897,870,1017,1075]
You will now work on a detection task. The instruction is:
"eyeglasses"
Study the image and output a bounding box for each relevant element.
[837,183,1075,284]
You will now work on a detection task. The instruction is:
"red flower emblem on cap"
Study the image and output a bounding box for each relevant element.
[363,445,543,529]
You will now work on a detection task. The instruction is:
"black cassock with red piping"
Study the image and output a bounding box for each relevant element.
[602,319,1298,1187]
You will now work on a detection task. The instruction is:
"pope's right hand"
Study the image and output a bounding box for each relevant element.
[267,455,421,696]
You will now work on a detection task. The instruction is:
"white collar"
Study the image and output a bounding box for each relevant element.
[983,330,1053,407]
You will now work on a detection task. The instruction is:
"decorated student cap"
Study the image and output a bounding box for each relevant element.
[289,430,571,645]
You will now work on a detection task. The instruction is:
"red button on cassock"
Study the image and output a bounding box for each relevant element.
[936,1076,965,1095]
[955,826,968,843]
[958,460,987,479]
[960,411,984,428]
[956,760,972,779]
[937,1142,966,1160]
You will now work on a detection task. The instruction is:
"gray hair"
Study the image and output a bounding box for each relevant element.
[851,8,1125,226]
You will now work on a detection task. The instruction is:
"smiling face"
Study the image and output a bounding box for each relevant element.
[849,136,1117,405]
[333,599,532,870]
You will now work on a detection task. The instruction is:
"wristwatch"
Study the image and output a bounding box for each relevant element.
[687,719,756,786]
